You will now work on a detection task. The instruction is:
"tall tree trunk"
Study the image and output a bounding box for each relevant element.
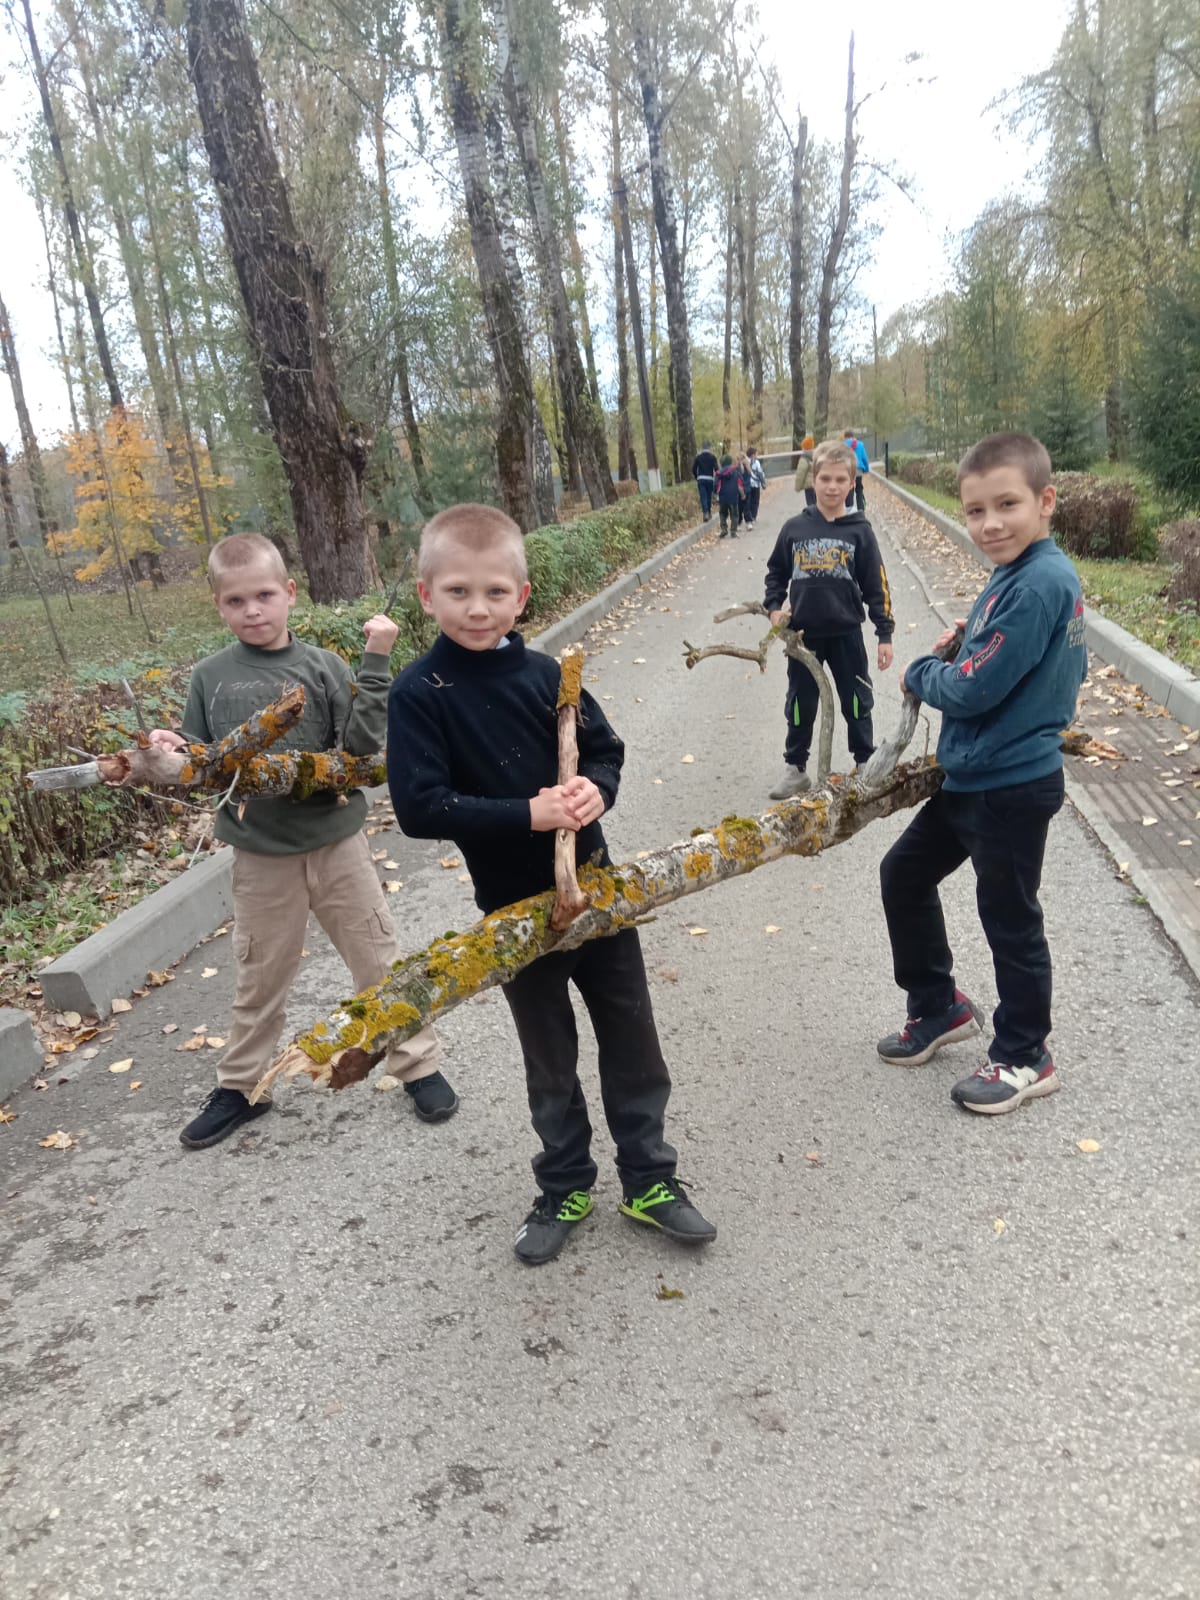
[614,180,659,486]
[21,0,123,411]
[75,32,183,489]
[481,75,556,526]
[731,40,763,448]
[137,144,215,547]
[439,0,541,531]
[178,148,233,409]
[609,70,637,483]
[498,0,614,509]
[33,184,80,438]
[1,440,69,665]
[788,109,809,449]
[630,4,696,469]
[549,90,601,407]
[815,35,856,441]
[722,215,734,443]
[0,287,55,549]
[373,62,433,516]
[185,0,371,600]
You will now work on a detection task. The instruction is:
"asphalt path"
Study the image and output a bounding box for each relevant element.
[3,484,1199,1599]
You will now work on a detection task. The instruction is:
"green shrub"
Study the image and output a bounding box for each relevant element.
[1050,472,1141,559]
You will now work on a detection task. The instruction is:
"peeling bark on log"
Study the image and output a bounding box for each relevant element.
[252,758,945,1102]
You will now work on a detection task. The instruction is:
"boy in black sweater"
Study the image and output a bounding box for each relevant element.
[387,504,717,1266]
[764,440,894,798]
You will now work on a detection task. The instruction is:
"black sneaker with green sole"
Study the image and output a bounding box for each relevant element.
[619,1177,717,1243]
[514,1189,594,1265]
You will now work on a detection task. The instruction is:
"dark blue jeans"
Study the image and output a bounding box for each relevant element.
[696,478,714,517]
[879,771,1065,1064]
[501,928,676,1195]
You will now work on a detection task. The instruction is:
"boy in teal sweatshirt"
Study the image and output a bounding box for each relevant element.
[877,433,1087,1114]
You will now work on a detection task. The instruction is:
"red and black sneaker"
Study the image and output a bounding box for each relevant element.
[876,989,983,1065]
[950,1049,1060,1115]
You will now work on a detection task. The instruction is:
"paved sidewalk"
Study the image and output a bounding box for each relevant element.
[871,477,1200,978]
[2,481,1198,1600]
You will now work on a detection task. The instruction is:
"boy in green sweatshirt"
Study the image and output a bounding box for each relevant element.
[150,533,457,1148]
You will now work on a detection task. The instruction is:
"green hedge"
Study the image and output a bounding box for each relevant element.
[0,486,699,905]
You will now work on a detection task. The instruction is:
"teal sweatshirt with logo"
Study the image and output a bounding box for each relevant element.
[903,538,1087,793]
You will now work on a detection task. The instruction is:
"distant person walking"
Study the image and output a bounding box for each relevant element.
[794,435,816,507]
[843,428,870,511]
[746,447,767,528]
[692,441,719,522]
[715,454,743,539]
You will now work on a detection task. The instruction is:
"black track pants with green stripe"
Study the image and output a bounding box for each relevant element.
[783,629,875,769]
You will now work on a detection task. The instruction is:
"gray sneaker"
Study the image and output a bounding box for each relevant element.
[769,764,811,800]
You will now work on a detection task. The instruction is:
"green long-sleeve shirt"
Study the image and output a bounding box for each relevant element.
[181,635,391,855]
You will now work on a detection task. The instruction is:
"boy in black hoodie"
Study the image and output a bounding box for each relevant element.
[764,441,894,798]
[387,504,717,1266]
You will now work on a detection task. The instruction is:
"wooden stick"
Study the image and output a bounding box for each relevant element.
[550,644,590,931]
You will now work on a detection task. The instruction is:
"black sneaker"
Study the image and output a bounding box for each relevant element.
[951,1049,1060,1115]
[180,1086,272,1149]
[514,1189,594,1265]
[618,1177,717,1243]
[404,1070,459,1122]
[876,989,982,1065]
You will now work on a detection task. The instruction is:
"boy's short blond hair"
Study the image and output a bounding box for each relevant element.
[812,441,857,478]
[208,532,288,593]
[957,432,1053,495]
[418,503,528,584]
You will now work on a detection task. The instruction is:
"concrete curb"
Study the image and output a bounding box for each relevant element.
[33,512,714,1027]
[876,475,1200,729]
[876,473,1200,985]
[0,1008,43,1098]
[39,848,236,1018]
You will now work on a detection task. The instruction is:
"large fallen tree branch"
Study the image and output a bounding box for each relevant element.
[252,754,945,1101]
[25,687,388,800]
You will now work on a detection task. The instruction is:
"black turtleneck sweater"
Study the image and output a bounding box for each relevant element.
[386,631,624,913]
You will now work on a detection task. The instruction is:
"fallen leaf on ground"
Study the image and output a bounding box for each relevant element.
[383,880,403,893]
[58,1010,82,1029]
[439,856,462,869]
[162,1024,178,1035]
[374,1074,401,1093]
[687,927,708,936]
[111,997,133,1013]
[81,1048,99,1060]
[201,967,218,978]
[1142,816,1158,827]
[633,658,647,665]
[653,777,663,785]
[382,860,400,869]
[146,970,174,987]
[657,967,679,982]
[0,1106,16,1124]
[655,1284,685,1300]
[1076,1138,1101,1154]
[1117,861,1130,875]
[993,1218,1006,1234]
[108,1058,134,1074]
[206,1037,226,1049]
[129,1081,143,1090]
[49,1041,76,1055]
[680,753,695,764]
[39,1131,77,1150]
[371,849,387,861]
[764,925,781,934]
[177,1036,206,1052]
[804,1151,822,1164]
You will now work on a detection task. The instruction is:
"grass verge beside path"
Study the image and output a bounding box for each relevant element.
[888,477,1200,675]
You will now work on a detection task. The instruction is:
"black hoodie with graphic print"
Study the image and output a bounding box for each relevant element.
[763,506,894,640]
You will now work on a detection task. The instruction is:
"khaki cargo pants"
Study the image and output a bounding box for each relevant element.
[217,832,439,1098]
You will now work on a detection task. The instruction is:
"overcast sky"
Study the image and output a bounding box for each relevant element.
[0,0,1072,444]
